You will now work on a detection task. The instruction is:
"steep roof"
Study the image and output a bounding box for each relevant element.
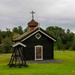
[13,27,56,42]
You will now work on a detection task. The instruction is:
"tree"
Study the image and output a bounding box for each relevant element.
[46,26,56,37]
[24,27,29,32]
[46,26,65,38]
[66,29,70,34]
[0,35,2,44]
[2,37,13,53]
[71,35,75,50]
[1,31,6,39]
[0,30,3,44]
[12,27,18,33]
[46,26,75,50]
[12,26,23,35]
[56,37,63,50]
[6,28,12,38]
[18,26,23,34]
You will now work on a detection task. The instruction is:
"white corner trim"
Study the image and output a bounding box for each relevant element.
[12,42,26,47]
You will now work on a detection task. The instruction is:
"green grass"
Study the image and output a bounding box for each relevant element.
[0,51,75,75]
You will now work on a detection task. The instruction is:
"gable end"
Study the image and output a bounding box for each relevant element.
[21,29,56,42]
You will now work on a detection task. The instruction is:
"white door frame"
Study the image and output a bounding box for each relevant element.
[35,45,43,60]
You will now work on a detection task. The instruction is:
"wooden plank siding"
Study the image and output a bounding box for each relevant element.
[22,32,54,60]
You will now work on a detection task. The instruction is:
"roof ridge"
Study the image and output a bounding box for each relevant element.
[13,26,56,42]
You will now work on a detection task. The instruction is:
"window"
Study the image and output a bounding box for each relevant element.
[35,33,41,39]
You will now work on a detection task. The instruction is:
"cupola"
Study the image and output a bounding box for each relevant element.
[28,11,38,31]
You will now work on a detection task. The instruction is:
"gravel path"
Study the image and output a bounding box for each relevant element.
[26,59,63,64]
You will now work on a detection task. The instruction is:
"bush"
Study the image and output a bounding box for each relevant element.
[2,37,13,53]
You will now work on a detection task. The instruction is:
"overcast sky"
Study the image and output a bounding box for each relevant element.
[0,0,75,33]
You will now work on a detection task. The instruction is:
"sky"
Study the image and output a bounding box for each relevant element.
[0,0,75,33]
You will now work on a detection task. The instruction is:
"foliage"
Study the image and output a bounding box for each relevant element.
[0,51,75,75]
[2,37,13,53]
[12,26,23,34]
[24,26,29,32]
[0,25,75,53]
[12,27,19,33]
[71,35,75,50]
[0,26,25,53]
[12,33,20,40]
[6,28,12,37]
[0,35,3,44]
[46,26,75,50]
[56,37,63,50]
[18,26,23,34]
[0,30,3,44]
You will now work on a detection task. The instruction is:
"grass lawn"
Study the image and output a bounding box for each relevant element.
[0,51,75,75]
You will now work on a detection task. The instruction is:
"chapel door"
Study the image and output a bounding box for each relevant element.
[35,45,43,60]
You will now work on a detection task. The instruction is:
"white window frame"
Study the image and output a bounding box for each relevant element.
[35,33,41,40]
[35,45,43,60]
